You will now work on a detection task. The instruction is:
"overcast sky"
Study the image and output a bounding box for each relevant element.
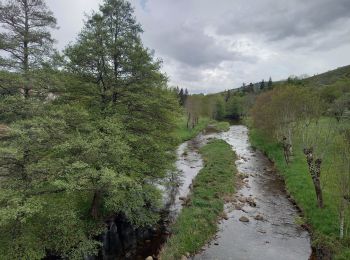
[47,0,350,93]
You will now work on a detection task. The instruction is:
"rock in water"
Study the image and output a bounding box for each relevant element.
[235,204,243,210]
[255,214,264,221]
[246,197,256,207]
[239,216,249,222]
[238,197,246,203]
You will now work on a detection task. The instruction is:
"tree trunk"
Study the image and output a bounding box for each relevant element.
[90,190,102,220]
[282,136,291,165]
[187,113,191,129]
[303,148,324,208]
[23,0,30,99]
[314,158,323,208]
[340,198,345,239]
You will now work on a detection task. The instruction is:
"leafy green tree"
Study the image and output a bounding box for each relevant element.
[0,0,181,259]
[65,0,143,104]
[177,88,188,106]
[329,94,350,122]
[0,0,57,97]
[226,95,243,119]
[63,0,181,245]
[0,104,100,259]
[214,96,226,120]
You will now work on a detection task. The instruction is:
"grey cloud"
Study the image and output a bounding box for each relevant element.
[152,25,246,67]
[217,0,350,43]
[47,0,350,93]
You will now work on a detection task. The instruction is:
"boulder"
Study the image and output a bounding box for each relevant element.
[145,257,153,260]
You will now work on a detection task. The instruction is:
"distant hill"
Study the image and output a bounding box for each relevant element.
[303,64,350,86]
[221,64,350,94]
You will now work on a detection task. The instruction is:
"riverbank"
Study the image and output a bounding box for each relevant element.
[175,116,211,142]
[174,117,230,142]
[159,139,237,259]
[249,127,350,259]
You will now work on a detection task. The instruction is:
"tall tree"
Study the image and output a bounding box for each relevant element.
[65,0,143,104]
[248,82,254,92]
[268,77,273,89]
[0,0,57,98]
[64,0,180,243]
[260,79,265,90]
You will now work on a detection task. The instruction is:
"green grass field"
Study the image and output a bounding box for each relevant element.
[249,118,350,259]
[160,139,237,259]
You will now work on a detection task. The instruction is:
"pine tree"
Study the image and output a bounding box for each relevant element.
[224,89,231,102]
[64,0,180,239]
[248,82,254,93]
[260,79,265,90]
[65,0,143,104]
[268,77,273,89]
[0,0,57,98]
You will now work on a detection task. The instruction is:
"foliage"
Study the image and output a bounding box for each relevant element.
[174,116,210,142]
[211,121,230,132]
[0,0,57,98]
[0,0,181,258]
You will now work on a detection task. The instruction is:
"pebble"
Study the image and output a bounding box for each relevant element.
[255,214,264,221]
[239,216,250,222]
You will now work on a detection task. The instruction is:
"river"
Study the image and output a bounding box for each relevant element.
[194,124,312,260]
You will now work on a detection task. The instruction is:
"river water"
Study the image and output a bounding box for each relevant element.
[194,125,312,260]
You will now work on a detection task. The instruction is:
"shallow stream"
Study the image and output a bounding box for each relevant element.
[195,125,312,260]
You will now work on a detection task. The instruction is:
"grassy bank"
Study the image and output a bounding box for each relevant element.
[160,139,237,259]
[249,123,350,259]
[174,116,211,142]
[174,116,230,142]
[210,121,230,132]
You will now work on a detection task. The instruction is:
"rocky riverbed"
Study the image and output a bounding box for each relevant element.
[194,125,312,260]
